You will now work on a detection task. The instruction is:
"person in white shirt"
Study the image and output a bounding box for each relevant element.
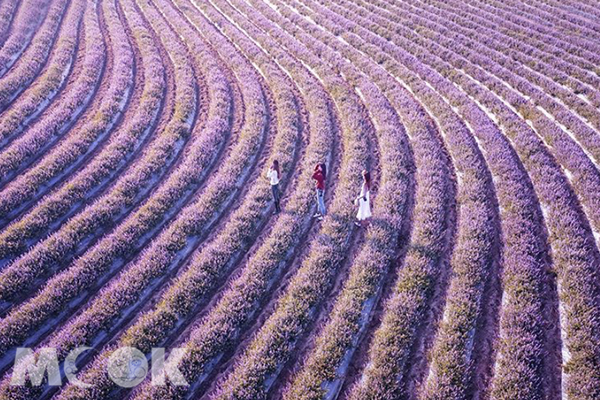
[354,169,372,227]
[267,160,281,213]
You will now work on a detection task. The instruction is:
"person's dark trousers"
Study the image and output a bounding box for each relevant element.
[272,184,281,212]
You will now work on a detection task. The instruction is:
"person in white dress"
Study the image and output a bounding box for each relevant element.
[354,170,371,227]
[267,160,281,213]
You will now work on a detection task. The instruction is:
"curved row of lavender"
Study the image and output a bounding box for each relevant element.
[0,0,598,400]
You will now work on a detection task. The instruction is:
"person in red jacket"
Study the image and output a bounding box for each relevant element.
[312,163,326,220]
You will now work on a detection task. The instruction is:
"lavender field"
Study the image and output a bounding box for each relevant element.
[0,0,599,399]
